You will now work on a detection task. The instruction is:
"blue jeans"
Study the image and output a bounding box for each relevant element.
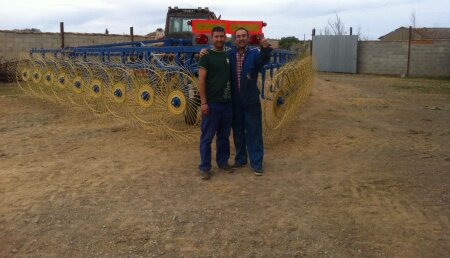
[199,102,233,172]
[232,104,263,170]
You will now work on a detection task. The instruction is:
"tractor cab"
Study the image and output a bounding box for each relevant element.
[164,6,266,47]
[165,6,217,39]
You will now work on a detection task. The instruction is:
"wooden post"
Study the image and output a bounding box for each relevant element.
[130,27,134,42]
[406,26,412,77]
[60,22,65,48]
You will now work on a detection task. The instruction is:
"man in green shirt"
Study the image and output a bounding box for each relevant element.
[197,26,233,180]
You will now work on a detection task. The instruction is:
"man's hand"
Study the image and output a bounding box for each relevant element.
[199,48,209,57]
[261,37,270,49]
[201,103,209,115]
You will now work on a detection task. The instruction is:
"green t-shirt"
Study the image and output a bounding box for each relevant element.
[198,49,231,103]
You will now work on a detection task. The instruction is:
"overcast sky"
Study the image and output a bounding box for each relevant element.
[0,0,449,39]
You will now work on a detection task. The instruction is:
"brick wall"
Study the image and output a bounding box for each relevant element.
[0,30,154,61]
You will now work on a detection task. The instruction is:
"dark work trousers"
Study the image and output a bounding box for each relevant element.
[232,103,264,170]
[199,102,233,172]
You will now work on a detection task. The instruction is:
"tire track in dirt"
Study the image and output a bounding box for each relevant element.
[333,177,448,232]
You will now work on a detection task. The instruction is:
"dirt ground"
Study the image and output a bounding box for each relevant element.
[0,73,449,257]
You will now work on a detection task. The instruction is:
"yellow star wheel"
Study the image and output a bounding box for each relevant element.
[112,83,126,104]
[89,79,103,98]
[72,75,83,94]
[137,84,155,107]
[167,90,187,115]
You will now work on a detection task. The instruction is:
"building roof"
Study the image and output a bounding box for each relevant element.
[413,27,450,39]
[379,27,450,40]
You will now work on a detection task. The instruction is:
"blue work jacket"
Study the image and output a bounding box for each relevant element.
[227,46,272,107]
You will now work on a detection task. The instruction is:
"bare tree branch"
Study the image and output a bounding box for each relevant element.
[356,26,369,41]
[410,11,416,28]
[326,13,345,35]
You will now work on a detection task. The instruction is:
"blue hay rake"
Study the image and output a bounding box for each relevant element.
[17,38,311,141]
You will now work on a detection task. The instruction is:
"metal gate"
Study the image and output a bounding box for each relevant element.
[312,35,358,73]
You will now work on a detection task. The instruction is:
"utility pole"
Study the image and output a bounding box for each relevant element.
[60,22,65,48]
[406,26,412,77]
[130,27,134,42]
[310,28,316,56]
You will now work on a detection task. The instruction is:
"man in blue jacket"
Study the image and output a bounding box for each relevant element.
[229,27,272,176]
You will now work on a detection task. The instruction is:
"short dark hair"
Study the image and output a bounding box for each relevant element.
[235,27,249,36]
[211,26,225,36]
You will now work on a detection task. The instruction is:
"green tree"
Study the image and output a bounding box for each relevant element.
[279,36,300,50]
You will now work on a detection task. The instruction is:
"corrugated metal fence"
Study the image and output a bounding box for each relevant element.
[312,35,358,73]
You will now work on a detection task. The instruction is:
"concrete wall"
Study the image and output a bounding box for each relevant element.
[2,30,449,77]
[409,40,450,77]
[357,40,450,77]
[357,41,408,75]
[0,30,154,61]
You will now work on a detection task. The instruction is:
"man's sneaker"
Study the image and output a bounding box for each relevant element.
[199,170,211,180]
[232,162,247,169]
[253,169,263,176]
[219,164,235,173]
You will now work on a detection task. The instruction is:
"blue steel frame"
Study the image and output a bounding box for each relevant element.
[30,38,297,98]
